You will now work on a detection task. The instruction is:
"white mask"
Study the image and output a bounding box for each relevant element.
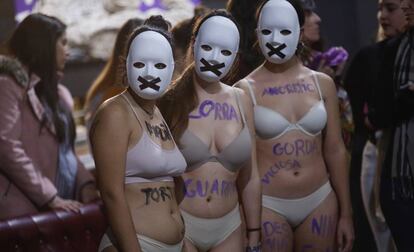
[257,0,300,64]
[194,16,240,82]
[126,30,174,100]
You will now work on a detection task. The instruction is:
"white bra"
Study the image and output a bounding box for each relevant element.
[245,71,327,140]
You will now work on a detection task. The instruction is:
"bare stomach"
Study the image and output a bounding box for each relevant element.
[258,134,330,198]
[125,181,184,245]
[178,163,239,218]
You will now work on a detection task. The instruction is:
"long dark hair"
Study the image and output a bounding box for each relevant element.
[8,13,74,144]
[226,0,264,84]
[158,9,240,142]
[84,18,143,111]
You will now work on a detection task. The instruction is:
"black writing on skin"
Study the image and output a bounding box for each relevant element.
[141,186,174,205]
[145,121,172,141]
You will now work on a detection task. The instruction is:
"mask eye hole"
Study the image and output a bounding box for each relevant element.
[221,50,232,56]
[261,29,271,35]
[155,63,167,69]
[201,44,212,51]
[133,62,145,68]
[280,29,292,35]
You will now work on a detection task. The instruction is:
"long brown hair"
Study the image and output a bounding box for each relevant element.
[158,9,241,142]
[84,18,143,110]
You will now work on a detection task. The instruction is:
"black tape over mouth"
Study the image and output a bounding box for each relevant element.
[266,43,287,58]
[138,76,161,91]
[199,58,225,76]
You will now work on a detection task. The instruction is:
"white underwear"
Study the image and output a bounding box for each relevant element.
[262,180,332,227]
[181,204,241,252]
[98,231,183,252]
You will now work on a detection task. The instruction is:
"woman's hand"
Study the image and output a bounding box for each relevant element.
[246,232,262,252]
[80,183,99,203]
[337,215,354,252]
[48,195,82,212]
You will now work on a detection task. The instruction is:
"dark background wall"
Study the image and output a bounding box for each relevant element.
[0,0,379,98]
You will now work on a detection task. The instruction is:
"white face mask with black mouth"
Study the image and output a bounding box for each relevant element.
[194,15,240,83]
[257,0,300,64]
[126,30,174,100]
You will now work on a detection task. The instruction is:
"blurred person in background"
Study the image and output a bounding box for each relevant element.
[367,0,414,250]
[83,18,143,129]
[171,5,210,80]
[0,13,98,221]
[225,0,264,85]
[300,0,354,152]
[344,0,406,251]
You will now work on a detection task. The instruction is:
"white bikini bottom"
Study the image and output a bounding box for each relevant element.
[98,231,183,252]
[262,181,332,227]
[181,204,241,252]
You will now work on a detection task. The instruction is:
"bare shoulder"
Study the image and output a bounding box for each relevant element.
[233,77,254,94]
[90,94,132,136]
[231,84,254,108]
[232,78,252,92]
[310,70,337,97]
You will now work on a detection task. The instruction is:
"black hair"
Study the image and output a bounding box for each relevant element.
[226,0,264,84]
[8,13,74,144]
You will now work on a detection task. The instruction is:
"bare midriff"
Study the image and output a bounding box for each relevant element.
[179,163,240,219]
[259,131,329,199]
[125,181,184,245]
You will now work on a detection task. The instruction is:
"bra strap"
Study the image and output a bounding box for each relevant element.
[311,71,324,101]
[241,79,258,106]
[121,93,143,128]
[233,87,247,125]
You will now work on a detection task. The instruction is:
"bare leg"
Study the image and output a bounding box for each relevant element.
[294,192,338,252]
[183,238,198,252]
[210,226,243,252]
[261,207,293,252]
[102,246,118,252]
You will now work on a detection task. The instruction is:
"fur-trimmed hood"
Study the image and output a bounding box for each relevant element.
[0,55,29,88]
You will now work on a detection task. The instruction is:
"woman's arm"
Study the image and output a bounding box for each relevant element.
[57,85,98,203]
[0,76,58,206]
[318,72,354,252]
[234,87,262,249]
[90,100,141,252]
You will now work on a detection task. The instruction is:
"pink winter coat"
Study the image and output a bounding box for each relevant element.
[0,56,94,220]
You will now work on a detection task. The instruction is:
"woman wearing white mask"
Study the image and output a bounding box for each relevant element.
[90,16,187,252]
[159,9,261,252]
[235,0,354,251]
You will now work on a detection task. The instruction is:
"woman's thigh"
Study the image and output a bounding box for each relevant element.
[183,238,198,252]
[261,207,293,252]
[210,226,243,252]
[294,192,338,252]
[102,246,118,252]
